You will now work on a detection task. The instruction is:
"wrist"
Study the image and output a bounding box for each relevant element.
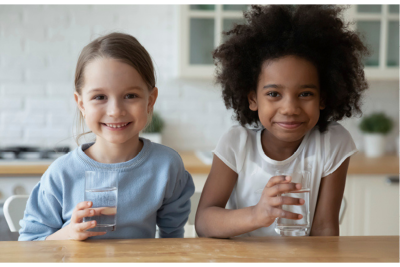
[250,205,262,229]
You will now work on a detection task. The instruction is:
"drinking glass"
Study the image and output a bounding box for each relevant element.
[274,171,311,236]
[83,171,119,232]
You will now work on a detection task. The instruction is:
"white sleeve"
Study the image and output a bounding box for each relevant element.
[212,125,249,173]
[322,122,358,177]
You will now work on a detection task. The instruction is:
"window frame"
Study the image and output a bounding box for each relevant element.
[179,5,247,78]
[344,5,399,80]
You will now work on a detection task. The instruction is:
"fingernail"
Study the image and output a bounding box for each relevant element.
[296,183,302,189]
[87,202,91,206]
[299,214,303,219]
[91,221,95,225]
[285,176,290,181]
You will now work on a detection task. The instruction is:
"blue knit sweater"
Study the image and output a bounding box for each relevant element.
[19,139,195,241]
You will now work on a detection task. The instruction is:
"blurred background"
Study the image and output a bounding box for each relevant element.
[0,5,398,240]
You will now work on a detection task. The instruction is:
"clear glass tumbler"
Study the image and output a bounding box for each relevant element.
[83,171,119,232]
[274,171,311,236]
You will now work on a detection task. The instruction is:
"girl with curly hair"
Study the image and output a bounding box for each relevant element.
[195,5,369,237]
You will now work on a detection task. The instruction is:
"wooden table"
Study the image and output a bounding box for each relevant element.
[0,236,398,262]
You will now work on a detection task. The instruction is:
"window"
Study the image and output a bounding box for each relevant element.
[179,5,248,78]
[345,5,399,80]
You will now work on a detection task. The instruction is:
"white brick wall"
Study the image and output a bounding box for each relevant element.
[0,5,398,153]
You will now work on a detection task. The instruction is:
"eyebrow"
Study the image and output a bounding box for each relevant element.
[87,86,143,94]
[262,84,319,90]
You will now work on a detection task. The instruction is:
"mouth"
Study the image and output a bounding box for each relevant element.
[101,122,132,130]
[275,122,303,129]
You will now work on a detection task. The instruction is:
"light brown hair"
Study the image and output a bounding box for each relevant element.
[74,32,156,145]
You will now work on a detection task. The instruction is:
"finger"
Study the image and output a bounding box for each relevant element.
[267,182,302,197]
[75,220,98,232]
[74,201,93,212]
[270,207,303,220]
[75,208,97,222]
[76,231,107,240]
[266,175,291,188]
[71,202,92,223]
[92,207,117,216]
[269,196,305,207]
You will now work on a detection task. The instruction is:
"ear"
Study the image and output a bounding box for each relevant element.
[248,90,258,111]
[147,87,158,113]
[74,92,85,116]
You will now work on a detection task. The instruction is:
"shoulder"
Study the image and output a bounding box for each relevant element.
[308,122,352,143]
[217,125,254,148]
[147,142,185,169]
[322,122,352,137]
[223,124,252,138]
[40,148,79,185]
[46,148,78,173]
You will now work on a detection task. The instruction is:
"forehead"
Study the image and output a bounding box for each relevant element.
[82,57,147,93]
[259,55,319,86]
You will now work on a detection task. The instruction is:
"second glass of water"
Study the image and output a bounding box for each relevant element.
[84,171,119,232]
[274,171,311,236]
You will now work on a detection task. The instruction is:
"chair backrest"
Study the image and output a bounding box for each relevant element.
[3,195,29,232]
[339,196,346,225]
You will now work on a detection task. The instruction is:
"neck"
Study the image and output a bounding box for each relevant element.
[261,129,304,161]
[85,136,143,164]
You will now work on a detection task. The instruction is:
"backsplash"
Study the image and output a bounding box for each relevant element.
[0,5,398,152]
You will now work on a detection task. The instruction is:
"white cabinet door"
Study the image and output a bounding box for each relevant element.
[340,175,399,236]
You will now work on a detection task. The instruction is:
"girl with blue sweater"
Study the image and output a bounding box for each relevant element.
[19,32,195,241]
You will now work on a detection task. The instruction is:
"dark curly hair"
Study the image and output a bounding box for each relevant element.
[213,5,369,132]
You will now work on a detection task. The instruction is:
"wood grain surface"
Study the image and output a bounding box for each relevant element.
[0,152,398,175]
[0,236,398,262]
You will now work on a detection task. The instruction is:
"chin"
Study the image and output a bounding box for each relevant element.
[274,132,306,143]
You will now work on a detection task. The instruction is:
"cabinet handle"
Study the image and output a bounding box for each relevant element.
[386,176,399,185]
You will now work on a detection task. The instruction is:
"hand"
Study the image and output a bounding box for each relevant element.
[252,175,305,228]
[65,201,107,240]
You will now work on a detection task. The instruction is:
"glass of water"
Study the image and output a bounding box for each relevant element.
[83,171,119,232]
[274,171,311,236]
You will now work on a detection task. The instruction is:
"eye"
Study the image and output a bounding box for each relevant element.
[125,94,138,99]
[299,92,314,97]
[93,95,106,100]
[266,91,280,97]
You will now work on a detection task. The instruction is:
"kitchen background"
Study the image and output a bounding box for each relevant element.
[0,5,398,240]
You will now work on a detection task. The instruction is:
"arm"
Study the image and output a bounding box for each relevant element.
[195,155,303,238]
[157,170,195,238]
[310,157,350,236]
[195,155,255,238]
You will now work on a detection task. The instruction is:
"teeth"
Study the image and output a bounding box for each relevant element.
[105,123,128,128]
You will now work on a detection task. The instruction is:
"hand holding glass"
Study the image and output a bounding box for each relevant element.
[274,171,311,236]
[83,171,119,232]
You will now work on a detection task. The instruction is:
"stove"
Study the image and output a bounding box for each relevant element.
[0,146,70,161]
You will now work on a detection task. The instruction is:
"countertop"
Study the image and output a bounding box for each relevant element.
[0,151,398,175]
[0,236,398,262]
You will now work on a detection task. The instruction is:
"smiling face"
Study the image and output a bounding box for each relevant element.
[248,55,324,144]
[74,57,158,145]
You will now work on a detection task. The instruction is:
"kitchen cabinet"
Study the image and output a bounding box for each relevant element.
[180,4,399,80]
[343,5,399,80]
[179,5,248,78]
[340,174,399,236]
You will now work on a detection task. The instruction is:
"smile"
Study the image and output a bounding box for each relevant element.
[275,122,303,129]
[101,122,132,130]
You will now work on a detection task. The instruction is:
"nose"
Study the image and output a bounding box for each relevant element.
[279,96,301,116]
[107,98,126,118]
